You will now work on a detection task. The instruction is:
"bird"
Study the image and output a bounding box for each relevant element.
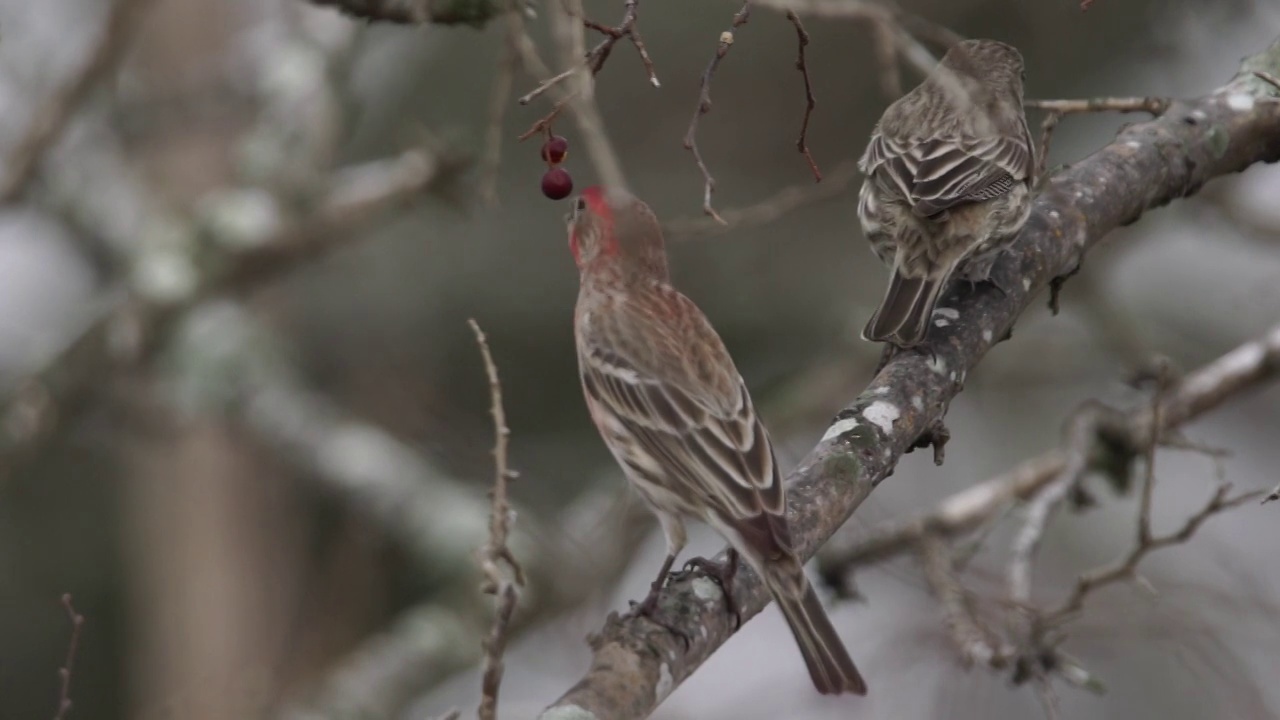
[568,185,867,696]
[857,38,1036,348]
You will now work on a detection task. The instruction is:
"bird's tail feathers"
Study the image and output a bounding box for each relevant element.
[863,260,958,347]
[764,561,867,696]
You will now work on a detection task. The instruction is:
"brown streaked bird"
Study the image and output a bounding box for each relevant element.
[569,186,867,696]
[857,38,1035,348]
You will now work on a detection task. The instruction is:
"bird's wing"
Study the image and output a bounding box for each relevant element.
[579,291,790,554]
[862,130,1032,218]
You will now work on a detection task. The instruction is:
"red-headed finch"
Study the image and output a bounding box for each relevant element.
[568,185,867,696]
[858,39,1035,348]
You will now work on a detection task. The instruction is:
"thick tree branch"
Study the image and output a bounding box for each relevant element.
[538,37,1280,720]
[821,322,1280,573]
[0,147,464,473]
[0,0,155,204]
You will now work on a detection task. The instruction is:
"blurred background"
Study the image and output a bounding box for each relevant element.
[2,0,1279,718]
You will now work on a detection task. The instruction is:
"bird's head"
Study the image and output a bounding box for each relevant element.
[939,39,1026,98]
[567,186,669,280]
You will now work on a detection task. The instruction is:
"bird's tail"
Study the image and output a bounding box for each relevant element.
[863,261,957,348]
[765,560,867,696]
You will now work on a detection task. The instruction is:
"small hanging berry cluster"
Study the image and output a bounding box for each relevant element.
[540,134,573,200]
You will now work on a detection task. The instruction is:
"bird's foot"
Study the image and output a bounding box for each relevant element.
[677,551,742,630]
[624,582,693,649]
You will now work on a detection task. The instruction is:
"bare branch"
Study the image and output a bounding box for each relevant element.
[1,146,462,473]
[0,0,155,204]
[542,0,628,191]
[518,1,657,108]
[539,39,1280,719]
[821,322,1280,576]
[1006,402,1126,606]
[664,160,860,238]
[784,10,822,181]
[683,2,752,223]
[468,319,524,720]
[917,535,1009,667]
[515,0,655,190]
[1025,97,1170,182]
[53,593,85,720]
[1043,484,1261,625]
[1024,97,1173,114]
[479,22,520,207]
[753,0,947,88]
[1255,70,1280,91]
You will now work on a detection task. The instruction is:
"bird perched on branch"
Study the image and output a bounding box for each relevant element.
[858,39,1035,348]
[568,186,867,696]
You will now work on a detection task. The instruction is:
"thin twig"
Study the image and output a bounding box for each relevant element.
[545,0,629,191]
[1254,70,1280,92]
[1136,366,1173,545]
[517,93,577,142]
[479,18,520,207]
[0,0,155,204]
[1026,97,1170,180]
[784,10,821,182]
[664,159,859,238]
[684,2,752,223]
[753,0,945,85]
[516,1,657,129]
[918,535,1008,667]
[469,319,525,720]
[1034,111,1063,187]
[1024,97,1172,115]
[1043,483,1260,624]
[1006,402,1124,606]
[53,593,85,720]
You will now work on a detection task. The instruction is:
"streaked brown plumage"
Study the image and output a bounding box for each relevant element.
[858,39,1035,347]
[569,186,866,696]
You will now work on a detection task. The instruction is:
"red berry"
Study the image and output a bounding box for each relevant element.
[541,167,573,200]
[541,135,569,165]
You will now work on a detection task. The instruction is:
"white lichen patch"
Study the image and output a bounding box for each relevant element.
[1226,93,1255,111]
[934,318,951,327]
[911,396,924,411]
[871,385,891,395]
[1022,277,1032,291]
[934,307,960,320]
[692,576,724,603]
[927,355,948,375]
[821,417,861,442]
[1125,140,1142,149]
[539,705,597,720]
[655,663,674,702]
[863,401,900,435]
[982,328,994,343]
